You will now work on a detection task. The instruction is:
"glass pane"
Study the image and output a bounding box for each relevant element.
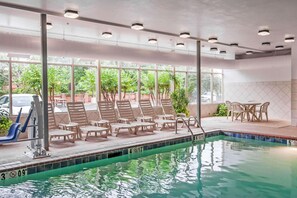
[74,66,97,110]
[73,58,97,66]
[201,73,211,103]
[202,67,212,73]
[158,65,172,71]
[213,69,222,73]
[213,74,223,103]
[140,63,156,70]
[121,62,139,69]
[0,53,9,60]
[12,63,42,115]
[48,56,72,64]
[48,65,71,112]
[158,71,171,103]
[100,60,118,68]
[175,66,187,72]
[121,69,138,107]
[175,72,186,89]
[101,68,118,102]
[187,74,197,103]
[141,70,156,105]
[0,63,9,113]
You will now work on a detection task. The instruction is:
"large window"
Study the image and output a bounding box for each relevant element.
[141,70,156,105]
[0,62,9,97]
[100,68,118,102]
[121,69,137,106]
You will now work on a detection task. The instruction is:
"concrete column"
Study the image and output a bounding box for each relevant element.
[291,45,297,125]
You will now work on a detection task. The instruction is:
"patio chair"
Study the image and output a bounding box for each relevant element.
[231,102,245,122]
[48,103,76,143]
[67,102,109,140]
[225,100,232,119]
[139,100,176,130]
[97,101,138,136]
[116,100,156,132]
[256,102,270,121]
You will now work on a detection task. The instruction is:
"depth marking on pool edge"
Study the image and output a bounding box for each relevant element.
[0,168,27,181]
[128,146,144,154]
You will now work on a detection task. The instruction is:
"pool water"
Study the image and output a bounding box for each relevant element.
[1,135,297,198]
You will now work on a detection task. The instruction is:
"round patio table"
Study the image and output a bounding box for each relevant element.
[241,102,261,121]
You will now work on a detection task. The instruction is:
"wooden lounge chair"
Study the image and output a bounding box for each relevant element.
[97,101,138,136]
[67,102,109,140]
[48,103,76,143]
[139,100,176,130]
[116,100,156,132]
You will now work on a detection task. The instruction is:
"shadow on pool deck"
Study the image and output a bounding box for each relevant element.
[0,117,295,167]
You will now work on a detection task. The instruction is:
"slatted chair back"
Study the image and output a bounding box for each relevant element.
[161,99,175,115]
[97,101,118,123]
[67,102,89,126]
[48,103,57,130]
[139,100,156,118]
[231,102,244,112]
[225,100,232,109]
[116,100,135,122]
[261,102,270,113]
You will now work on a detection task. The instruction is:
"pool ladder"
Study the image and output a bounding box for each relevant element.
[175,116,206,142]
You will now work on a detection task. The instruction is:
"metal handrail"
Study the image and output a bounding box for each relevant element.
[175,116,206,143]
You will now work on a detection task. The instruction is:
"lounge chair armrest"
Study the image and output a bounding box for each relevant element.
[118,118,130,123]
[137,116,153,122]
[90,120,110,126]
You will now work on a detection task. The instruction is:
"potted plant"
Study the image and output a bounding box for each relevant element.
[170,88,190,116]
[0,109,12,136]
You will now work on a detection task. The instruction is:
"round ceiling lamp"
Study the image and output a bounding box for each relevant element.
[284,36,295,43]
[208,37,218,43]
[246,51,253,55]
[131,23,144,30]
[258,29,270,36]
[46,22,53,30]
[148,38,157,44]
[64,10,79,18]
[176,42,185,48]
[275,45,284,50]
[262,42,271,46]
[230,43,239,47]
[179,32,190,38]
[101,32,112,38]
[220,50,227,54]
[210,47,218,51]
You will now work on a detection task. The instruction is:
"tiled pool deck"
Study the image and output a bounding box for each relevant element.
[0,117,296,180]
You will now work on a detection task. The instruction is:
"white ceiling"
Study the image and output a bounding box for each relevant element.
[0,0,296,58]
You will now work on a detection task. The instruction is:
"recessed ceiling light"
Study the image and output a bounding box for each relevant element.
[131,23,144,30]
[208,37,218,43]
[101,32,112,38]
[285,37,295,43]
[179,32,190,38]
[258,29,270,36]
[210,47,218,51]
[64,10,79,18]
[220,50,227,54]
[176,43,185,48]
[275,45,284,50]
[230,43,239,47]
[246,51,253,55]
[262,42,271,46]
[148,38,157,44]
[46,22,53,30]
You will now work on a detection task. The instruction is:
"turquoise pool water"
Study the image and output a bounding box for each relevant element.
[1,136,297,197]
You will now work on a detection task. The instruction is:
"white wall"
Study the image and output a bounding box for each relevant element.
[224,55,291,121]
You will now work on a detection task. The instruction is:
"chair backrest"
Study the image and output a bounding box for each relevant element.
[161,99,175,115]
[48,103,58,130]
[97,101,118,123]
[231,102,244,111]
[116,100,135,122]
[260,102,270,113]
[67,102,88,126]
[139,100,156,118]
[225,100,232,109]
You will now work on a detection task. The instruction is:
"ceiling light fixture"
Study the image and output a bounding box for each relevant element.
[179,32,190,38]
[64,9,79,18]
[101,32,112,38]
[258,29,270,36]
[275,45,284,50]
[208,37,218,43]
[176,42,185,48]
[131,23,144,30]
[210,47,218,51]
[262,42,271,46]
[46,22,53,30]
[230,43,239,47]
[246,51,253,55]
[285,37,295,43]
[220,50,227,54]
[148,38,157,44]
